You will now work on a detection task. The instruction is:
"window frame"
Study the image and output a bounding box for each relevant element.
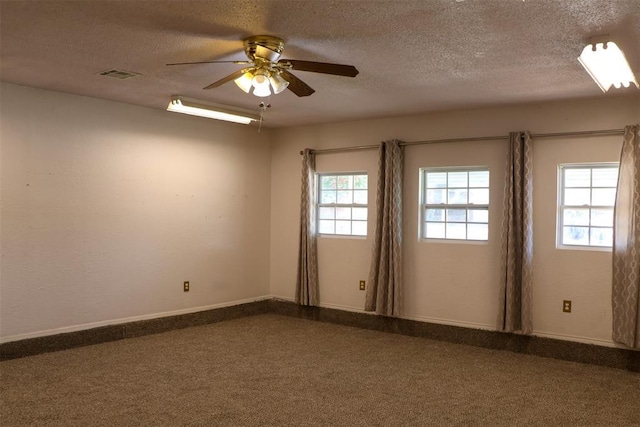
[556,162,619,251]
[316,172,369,238]
[419,166,490,243]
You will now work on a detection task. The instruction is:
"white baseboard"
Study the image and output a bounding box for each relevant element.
[0,296,271,344]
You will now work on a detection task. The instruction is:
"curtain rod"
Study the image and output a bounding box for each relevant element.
[300,128,625,155]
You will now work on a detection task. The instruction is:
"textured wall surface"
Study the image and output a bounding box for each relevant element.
[0,83,271,340]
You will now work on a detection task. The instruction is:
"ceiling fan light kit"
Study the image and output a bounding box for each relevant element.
[166,96,260,124]
[167,35,359,98]
[578,37,638,92]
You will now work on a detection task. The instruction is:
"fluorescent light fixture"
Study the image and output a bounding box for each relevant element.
[166,97,260,125]
[578,40,639,92]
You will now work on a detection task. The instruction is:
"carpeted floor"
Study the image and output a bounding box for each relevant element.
[1,314,638,426]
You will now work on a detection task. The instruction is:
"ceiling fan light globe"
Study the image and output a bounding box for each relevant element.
[252,73,269,88]
[253,84,271,97]
[234,72,254,94]
[269,73,290,94]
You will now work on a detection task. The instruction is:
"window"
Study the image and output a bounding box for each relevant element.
[558,163,618,248]
[420,168,490,241]
[317,173,368,236]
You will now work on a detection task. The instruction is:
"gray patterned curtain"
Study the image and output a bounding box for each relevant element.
[497,131,533,334]
[365,140,403,316]
[612,124,640,348]
[296,149,319,306]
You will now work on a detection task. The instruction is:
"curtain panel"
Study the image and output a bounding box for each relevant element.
[612,124,640,348]
[365,140,403,316]
[296,149,319,306]
[497,131,534,334]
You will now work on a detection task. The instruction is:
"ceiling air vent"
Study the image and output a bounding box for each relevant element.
[99,69,141,80]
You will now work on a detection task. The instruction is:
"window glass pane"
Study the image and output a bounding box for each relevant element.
[563,226,589,245]
[427,189,446,204]
[592,168,618,187]
[319,220,335,234]
[337,175,353,189]
[319,207,335,220]
[448,172,468,188]
[321,191,336,204]
[317,173,368,237]
[337,190,352,204]
[426,208,445,222]
[352,207,367,220]
[591,208,613,227]
[425,222,445,238]
[352,221,367,236]
[354,175,368,189]
[467,224,488,240]
[335,220,351,235]
[468,209,488,223]
[564,169,591,187]
[592,188,616,206]
[426,172,447,188]
[321,176,336,190]
[446,209,466,222]
[353,190,367,204]
[558,165,618,248]
[469,171,489,188]
[447,189,468,204]
[446,223,466,239]
[422,168,489,242]
[468,189,489,205]
[336,207,351,220]
[563,208,589,226]
[591,228,613,247]
[564,188,591,205]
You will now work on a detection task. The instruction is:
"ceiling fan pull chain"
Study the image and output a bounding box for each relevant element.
[258,100,272,133]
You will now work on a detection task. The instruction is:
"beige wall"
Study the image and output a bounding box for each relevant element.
[2,81,638,348]
[0,83,272,341]
[270,95,639,346]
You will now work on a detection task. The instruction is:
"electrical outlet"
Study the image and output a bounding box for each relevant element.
[563,300,571,313]
[359,280,366,291]
[184,281,190,292]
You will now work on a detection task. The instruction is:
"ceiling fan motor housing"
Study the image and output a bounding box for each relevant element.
[243,35,285,64]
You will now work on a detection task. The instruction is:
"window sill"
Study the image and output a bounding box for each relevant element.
[318,234,367,240]
[419,238,489,245]
[556,244,612,252]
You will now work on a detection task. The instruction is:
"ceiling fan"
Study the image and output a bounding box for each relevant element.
[167,35,359,97]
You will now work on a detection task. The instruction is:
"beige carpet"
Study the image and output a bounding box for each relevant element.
[1,314,638,426]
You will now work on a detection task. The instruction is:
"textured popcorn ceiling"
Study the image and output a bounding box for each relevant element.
[1,0,638,127]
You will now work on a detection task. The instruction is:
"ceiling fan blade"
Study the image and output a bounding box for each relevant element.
[282,60,359,77]
[203,68,249,90]
[280,70,316,97]
[167,60,251,66]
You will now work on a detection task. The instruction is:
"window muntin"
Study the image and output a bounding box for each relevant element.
[558,163,618,248]
[317,173,368,236]
[421,168,489,241]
